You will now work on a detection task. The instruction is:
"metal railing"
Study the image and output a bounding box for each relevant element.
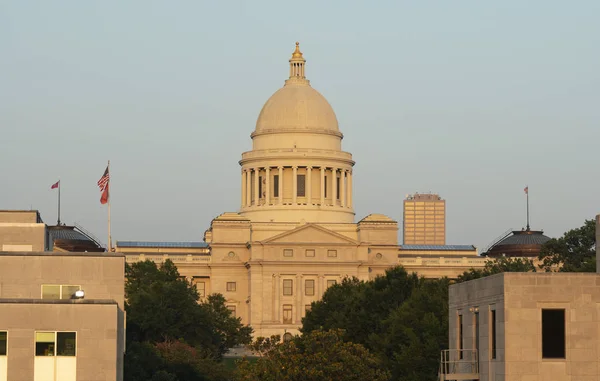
[439,349,479,380]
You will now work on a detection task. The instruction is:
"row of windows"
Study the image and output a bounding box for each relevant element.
[457,308,565,361]
[256,175,342,199]
[282,304,313,324]
[41,285,81,300]
[282,279,336,296]
[0,331,77,357]
[283,249,337,258]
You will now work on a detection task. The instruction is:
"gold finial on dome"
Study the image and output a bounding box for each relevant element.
[288,41,307,82]
[291,42,303,59]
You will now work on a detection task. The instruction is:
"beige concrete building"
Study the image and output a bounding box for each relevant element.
[117,42,485,339]
[0,210,48,252]
[0,251,125,381]
[403,193,446,245]
[442,214,600,381]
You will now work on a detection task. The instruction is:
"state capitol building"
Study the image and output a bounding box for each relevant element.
[115,43,484,338]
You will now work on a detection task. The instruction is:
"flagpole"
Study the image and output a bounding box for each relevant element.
[57,179,61,226]
[107,160,112,252]
[526,185,530,231]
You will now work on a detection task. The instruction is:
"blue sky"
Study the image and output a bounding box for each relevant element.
[1,1,598,250]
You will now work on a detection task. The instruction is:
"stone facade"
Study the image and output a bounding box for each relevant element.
[0,252,125,381]
[0,211,47,252]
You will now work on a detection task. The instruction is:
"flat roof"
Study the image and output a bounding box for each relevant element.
[116,241,208,248]
[0,251,124,257]
[0,298,118,305]
[400,245,476,251]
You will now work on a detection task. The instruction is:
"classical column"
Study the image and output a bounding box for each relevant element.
[306,166,312,205]
[348,171,353,208]
[241,169,246,207]
[341,170,346,208]
[296,274,303,322]
[278,166,283,205]
[246,170,251,206]
[320,167,325,206]
[318,275,324,298]
[253,167,259,206]
[265,166,270,205]
[274,274,281,322]
[331,168,337,206]
[292,166,298,205]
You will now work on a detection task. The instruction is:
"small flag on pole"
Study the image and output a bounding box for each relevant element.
[51,181,60,189]
[98,166,110,205]
[524,186,528,194]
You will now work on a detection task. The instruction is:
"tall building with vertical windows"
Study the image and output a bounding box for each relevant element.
[403,193,446,245]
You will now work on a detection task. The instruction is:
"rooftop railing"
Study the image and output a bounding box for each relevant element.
[439,349,479,381]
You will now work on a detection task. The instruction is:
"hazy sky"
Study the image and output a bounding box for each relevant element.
[2,1,599,251]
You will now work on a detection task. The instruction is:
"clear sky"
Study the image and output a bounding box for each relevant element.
[1,1,599,251]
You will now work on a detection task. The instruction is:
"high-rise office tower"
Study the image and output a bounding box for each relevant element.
[403,193,446,245]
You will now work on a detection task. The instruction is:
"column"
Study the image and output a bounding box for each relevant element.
[274,274,281,322]
[278,166,283,205]
[265,166,270,205]
[253,167,259,206]
[341,170,346,208]
[296,275,303,322]
[246,170,251,206]
[306,166,312,205]
[320,167,325,206]
[318,275,324,298]
[348,171,353,208]
[241,169,246,207]
[331,168,337,206]
[292,166,298,205]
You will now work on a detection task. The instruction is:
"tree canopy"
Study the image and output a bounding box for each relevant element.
[457,256,536,282]
[538,219,596,272]
[124,259,252,381]
[235,329,391,381]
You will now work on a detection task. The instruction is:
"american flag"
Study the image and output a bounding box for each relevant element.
[98,166,110,191]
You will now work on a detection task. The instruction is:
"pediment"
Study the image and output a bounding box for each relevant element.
[261,224,358,245]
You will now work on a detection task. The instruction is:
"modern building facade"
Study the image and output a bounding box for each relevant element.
[117,43,485,339]
[0,251,125,381]
[443,214,600,381]
[403,193,446,245]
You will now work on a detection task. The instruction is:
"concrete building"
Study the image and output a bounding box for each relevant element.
[0,210,104,253]
[442,214,600,381]
[403,193,446,245]
[0,251,125,381]
[117,43,485,339]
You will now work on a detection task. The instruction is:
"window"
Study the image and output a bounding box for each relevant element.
[327,250,337,258]
[195,281,206,297]
[35,332,76,357]
[327,280,336,288]
[458,314,463,359]
[258,176,263,198]
[324,176,328,197]
[0,331,6,356]
[305,304,312,313]
[273,175,279,197]
[226,282,237,292]
[305,249,315,257]
[42,285,81,300]
[297,175,306,197]
[283,249,293,257]
[283,305,293,324]
[490,309,497,359]
[283,279,293,296]
[227,305,236,318]
[305,280,315,296]
[542,309,565,359]
[336,177,340,199]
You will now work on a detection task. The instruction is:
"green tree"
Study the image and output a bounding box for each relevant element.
[301,267,420,349]
[235,329,390,381]
[457,257,536,283]
[538,219,596,272]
